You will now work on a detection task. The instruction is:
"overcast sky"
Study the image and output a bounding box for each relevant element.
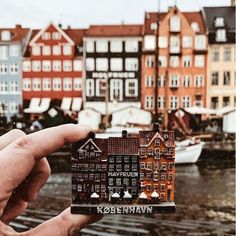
[0,0,231,29]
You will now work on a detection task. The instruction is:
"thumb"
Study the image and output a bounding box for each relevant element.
[26,208,103,236]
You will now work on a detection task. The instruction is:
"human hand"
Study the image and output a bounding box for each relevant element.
[0,124,103,236]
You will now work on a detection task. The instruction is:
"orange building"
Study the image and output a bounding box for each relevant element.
[141,7,207,118]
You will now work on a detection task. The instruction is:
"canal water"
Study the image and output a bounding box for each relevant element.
[11,154,235,236]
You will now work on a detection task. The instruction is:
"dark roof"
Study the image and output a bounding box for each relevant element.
[203,6,236,44]
[94,138,108,158]
[0,26,30,43]
[86,24,143,37]
[108,137,139,155]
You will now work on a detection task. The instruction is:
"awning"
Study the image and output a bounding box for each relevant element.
[72,98,82,112]
[24,98,51,114]
[61,97,72,111]
[185,106,216,115]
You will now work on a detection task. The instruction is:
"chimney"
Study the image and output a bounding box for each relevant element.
[153,123,160,132]
[88,131,95,140]
[67,25,71,29]
[122,130,128,138]
[58,23,62,28]
[15,24,22,29]
[231,0,236,6]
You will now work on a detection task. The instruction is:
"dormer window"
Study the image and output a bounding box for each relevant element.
[170,15,181,32]
[42,32,51,40]
[52,32,61,40]
[191,22,200,32]
[150,23,157,30]
[1,31,11,41]
[144,35,156,51]
[215,17,224,27]
[216,29,226,42]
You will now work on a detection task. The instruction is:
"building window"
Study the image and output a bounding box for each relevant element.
[195,55,204,67]
[125,40,138,52]
[96,58,108,71]
[96,40,108,52]
[169,162,174,170]
[9,63,18,74]
[74,78,82,91]
[159,56,167,67]
[124,164,130,172]
[145,75,154,88]
[9,81,18,93]
[144,35,156,50]
[168,173,173,181]
[211,47,219,62]
[9,44,19,57]
[216,29,226,42]
[146,56,155,68]
[182,96,191,108]
[42,78,51,91]
[0,82,8,93]
[116,156,122,163]
[195,35,206,50]
[194,75,204,87]
[215,17,224,27]
[63,78,72,91]
[23,79,31,91]
[32,46,40,56]
[158,96,165,109]
[110,40,123,52]
[140,148,146,156]
[223,71,231,85]
[32,61,41,72]
[96,79,106,97]
[116,164,122,172]
[146,173,152,181]
[125,58,138,71]
[150,23,157,30]
[160,184,165,192]
[63,60,72,72]
[52,32,61,40]
[63,45,72,55]
[125,79,137,97]
[145,96,154,109]
[158,75,165,87]
[159,36,167,48]
[170,56,179,67]
[161,173,166,180]
[0,64,7,74]
[191,22,200,32]
[86,79,94,97]
[42,32,50,40]
[170,96,178,110]
[110,58,122,71]
[182,36,192,48]
[110,79,123,101]
[42,46,51,55]
[9,100,18,113]
[52,60,61,71]
[211,72,219,85]
[32,78,41,91]
[223,47,231,62]
[170,36,180,53]
[86,58,94,71]
[211,97,219,109]
[182,75,191,87]
[52,45,61,55]
[73,60,82,71]
[42,60,51,72]
[86,40,95,53]
[22,61,31,72]
[169,74,180,88]
[223,97,230,107]
[0,46,8,60]
[148,148,153,156]
[53,78,62,91]
[140,173,144,180]
[170,15,181,32]
[182,56,191,67]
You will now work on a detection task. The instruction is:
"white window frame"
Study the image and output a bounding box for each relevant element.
[52,60,61,72]
[86,79,95,97]
[0,46,8,60]
[125,79,138,97]
[194,55,204,67]
[145,96,154,110]
[145,75,154,87]
[42,32,51,40]
[23,78,31,91]
[32,46,40,56]
[170,15,181,32]
[63,60,72,72]
[96,58,108,71]
[0,63,8,74]
[159,56,167,67]
[86,40,94,53]
[110,58,123,71]
[125,58,138,71]
[42,46,51,56]
[63,45,72,55]
[170,36,180,53]
[96,40,108,53]
[22,61,31,72]
[74,78,82,91]
[158,75,165,87]
[32,78,41,91]
[42,78,51,91]
[170,96,178,110]
[53,78,62,91]
[146,56,155,68]
[144,35,156,51]
[9,81,18,93]
[32,61,41,72]
[194,75,204,87]
[182,75,191,87]
[158,96,165,109]
[52,32,61,40]
[191,22,200,32]
[182,36,192,48]
[216,29,227,42]
[52,45,61,55]
[182,56,192,67]
[9,63,19,74]
[110,40,123,52]
[63,77,72,91]
[86,58,95,71]
[195,35,206,50]
[159,36,167,48]
[110,79,123,101]
[169,74,180,88]
[42,60,51,72]
[170,56,179,67]
[182,96,191,108]
[125,40,138,52]
[73,60,82,71]
[9,44,19,57]
[96,79,106,97]
[9,100,18,113]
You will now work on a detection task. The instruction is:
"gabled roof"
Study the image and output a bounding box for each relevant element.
[86,24,143,37]
[0,26,30,43]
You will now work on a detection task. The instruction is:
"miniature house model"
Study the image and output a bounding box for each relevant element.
[71,125,175,214]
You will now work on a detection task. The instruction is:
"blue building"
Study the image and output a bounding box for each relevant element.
[0,25,30,121]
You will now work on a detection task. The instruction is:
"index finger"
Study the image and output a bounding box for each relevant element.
[0,124,91,196]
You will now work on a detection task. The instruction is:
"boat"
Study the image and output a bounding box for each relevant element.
[175,140,205,164]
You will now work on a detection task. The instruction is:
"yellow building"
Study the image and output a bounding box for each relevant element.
[204,3,236,109]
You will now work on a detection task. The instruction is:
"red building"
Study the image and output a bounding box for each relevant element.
[22,23,86,113]
[141,7,207,121]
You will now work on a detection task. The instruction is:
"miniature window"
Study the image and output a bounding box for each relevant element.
[109,156,115,163]
[140,148,146,156]
[101,174,106,181]
[216,29,226,42]
[132,156,138,163]
[124,164,130,171]
[123,178,129,186]
[86,40,94,52]
[116,156,122,163]
[71,173,76,180]
[32,61,41,72]
[53,60,61,71]
[144,35,156,50]
[131,164,138,172]
[182,36,192,48]
[168,174,173,181]
[96,40,108,52]
[195,55,204,67]
[146,173,152,180]
[83,173,88,180]
[72,163,76,171]
[52,32,61,40]
[155,139,160,146]
[162,148,167,155]
[125,79,138,97]
[146,184,152,191]
[195,35,206,50]
[72,184,76,190]
[95,174,100,181]
[125,39,138,52]
[147,162,152,170]
[116,178,122,186]
[170,56,179,68]
[86,79,94,97]
[160,184,165,191]
[110,58,123,71]
[96,58,108,71]
[73,60,82,71]
[170,15,181,32]
[86,58,94,71]
[160,193,165,199]
[148,148,153,156]
[32,78,41,91]
[101,185,106,193]
[102,164,107,170]
[161,173,166,180]
[89,173,94,180]
[96,164,101,171]
[90,185,94,192]
[116,164,122,171]
[159,56,167,67]
[63,60,72,71]
[110,40,123,52]
[63,45,72,55]
[132,178,137,186]
[23,79,31,91]
[42,46,51,56]
[32,46,40,56]
[140,173,144,180]
[125,58,138,71]
[169,148,175,155]
[154,162,159,170]
[154,185,158,191]
[159,36,167,48]
[161,163,167,170]
[146,56,155,68]
[182,56,192,67]
[109,164,114,171]
[77,184,82,192]
[95,185,100,192]
[109,178,114,186]
[154,172,158,181]
[124,156,130,163]
[140,162,145,169]
[77,164,83,171]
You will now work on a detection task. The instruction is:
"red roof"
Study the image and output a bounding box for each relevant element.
[86,24,143,37]
[0,26,30,43]
[64,28,87,45]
